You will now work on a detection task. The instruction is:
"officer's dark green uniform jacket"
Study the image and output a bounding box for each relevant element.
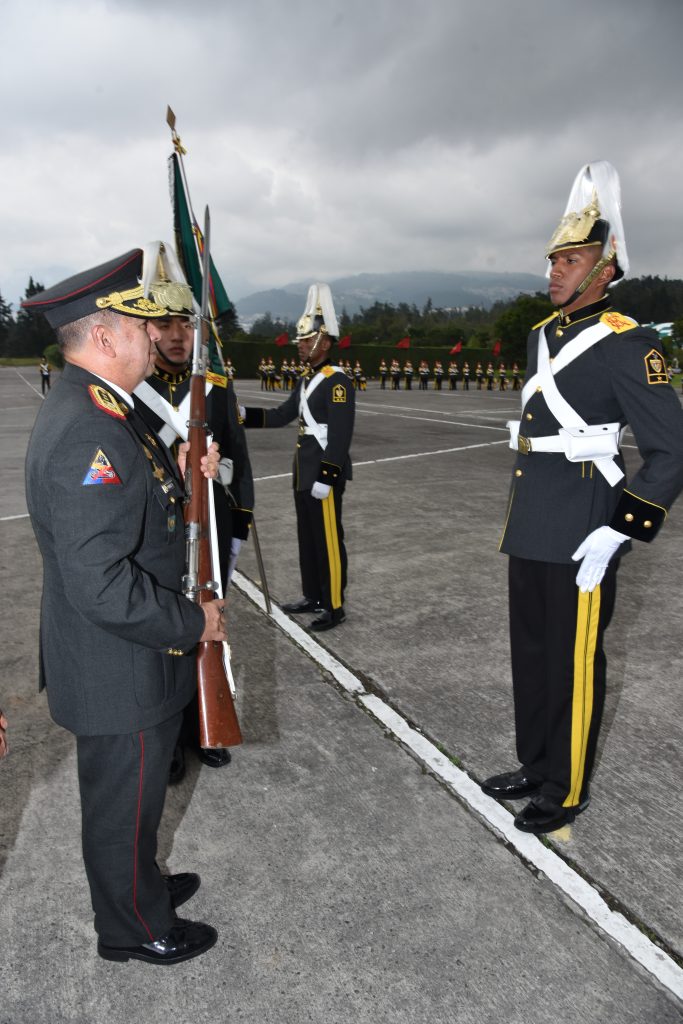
[25,363,205,736]
[499,297,683,563]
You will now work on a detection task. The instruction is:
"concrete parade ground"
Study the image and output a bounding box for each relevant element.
[0,364,681,1024]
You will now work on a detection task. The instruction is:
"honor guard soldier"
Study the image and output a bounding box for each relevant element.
[403,359,414,389]
[511,362,521,390]
[486,361,495,390]
[133,243,255,780]
[23,249,225,964]
[448,360,458,390]
[280,357,290,390]
[434,360,444,390]
[379,358,388,389]
[265,356,276,390]
[498,362,507,390]
[353,359,363,390]
[225,356,235,381]
[390,358,402,390]
[482,162,683,833]
[243,284,355,631]
[474,362,483,389]
[463,361,471,390]
[418,359,430,390]
[258,356,267,389]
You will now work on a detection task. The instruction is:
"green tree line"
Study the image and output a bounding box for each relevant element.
[3,275,682,365]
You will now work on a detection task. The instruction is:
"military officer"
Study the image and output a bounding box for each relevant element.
[482,162,683,833]
[23,250,225,964]
[243,284,355,631]
[133,244,255,779]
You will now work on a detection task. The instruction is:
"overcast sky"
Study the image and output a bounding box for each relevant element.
[1,0,682,309]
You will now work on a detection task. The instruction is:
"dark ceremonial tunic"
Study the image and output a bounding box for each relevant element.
[498,298,683,808]
[25,363,205,944]
[244,359,355,612]
[135,366,255,589]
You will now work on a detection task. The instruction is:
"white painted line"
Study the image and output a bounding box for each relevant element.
[14,370,44,400]
[252,439,510,483]
[357,695,683,1002]
[0,513,29,522]
[233,568,683,1001]
[231,571,364,695]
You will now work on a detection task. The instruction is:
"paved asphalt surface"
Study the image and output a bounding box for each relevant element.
[0,364,681,1023]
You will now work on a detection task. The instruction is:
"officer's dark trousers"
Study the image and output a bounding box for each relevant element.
[294,485,347,611]
[76,711,183,945]
[508,557,618,807]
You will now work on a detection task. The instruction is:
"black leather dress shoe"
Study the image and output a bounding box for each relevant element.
[310,608,346,632]
[168,743,186,786]
[164,872,200,909]
[514,793,591,834]
[481,768,541,801]
[98,919,218,965]
[281,597,324,614]
[198,747,232,768]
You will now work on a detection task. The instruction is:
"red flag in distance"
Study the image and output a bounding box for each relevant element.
[274,333,290,347]
[339,335,352,349]
[396,337,410,349]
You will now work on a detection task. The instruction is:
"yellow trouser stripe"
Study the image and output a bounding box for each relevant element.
[565,586,601,807]
[321,492,343,609]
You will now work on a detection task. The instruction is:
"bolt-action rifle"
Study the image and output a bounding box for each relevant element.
[183,207,242,748]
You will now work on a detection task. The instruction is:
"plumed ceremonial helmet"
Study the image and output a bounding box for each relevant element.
[546,161,629,283]
[296,283,340,342]
[140,241,197,317]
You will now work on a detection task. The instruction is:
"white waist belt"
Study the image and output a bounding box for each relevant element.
[507,420,621,461]
[300,423,328,445]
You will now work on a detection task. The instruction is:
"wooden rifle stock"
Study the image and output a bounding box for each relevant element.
[185,360,243,749]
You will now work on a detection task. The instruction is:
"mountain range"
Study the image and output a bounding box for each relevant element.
[234,270,548,325]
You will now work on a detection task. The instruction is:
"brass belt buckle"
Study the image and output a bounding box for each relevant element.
[517,435,532,455]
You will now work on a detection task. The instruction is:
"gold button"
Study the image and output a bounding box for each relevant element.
[296,443,301,448]
[322,470,328,475]
[556,329,563,337]
[515,469,523,477]
[625,513,634,522]
[525,413,533,421]
[536,386,542,393]
[643,520,652,528]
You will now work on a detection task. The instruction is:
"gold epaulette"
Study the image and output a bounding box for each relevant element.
[532,312,559,330]
[206,371,228,388]
[600,311,638,334]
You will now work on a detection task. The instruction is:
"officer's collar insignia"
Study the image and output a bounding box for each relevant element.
[153,367,191,385]
[206,370,227,388]
[600,311,637,334]
[332,383,347,403]
[644,349,668,385]
[144,433,158,448]
[88,384,127,420]
[82,448,122,486]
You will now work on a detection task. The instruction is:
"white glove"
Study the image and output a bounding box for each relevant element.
[238,405,246,420]
[311,481,331,500]
[217,457,234,487]
[572,525,629,593]
[226,538,242,584]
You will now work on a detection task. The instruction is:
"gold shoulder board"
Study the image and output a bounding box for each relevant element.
[321,366,336,378]
[600,311,638,334]
[532,313,559,331]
